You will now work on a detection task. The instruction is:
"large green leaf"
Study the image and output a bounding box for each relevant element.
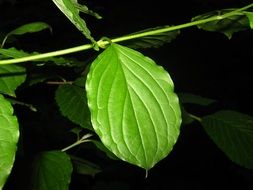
[192,9,251,39]
[55,80,92,130]
[52,0,98,48]
[121,26,180,49]
[1,22,51,47]
[0,65,26,97]
[86,43,181,170]
[201,110,253,169]
[0,94,19,190]
[30,151,72,190]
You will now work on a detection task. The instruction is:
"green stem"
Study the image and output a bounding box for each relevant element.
[0,3,252,65]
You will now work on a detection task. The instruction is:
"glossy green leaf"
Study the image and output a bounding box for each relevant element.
[202,110,253,169]
[55,81,92,130]
[70,155,101,177]
[178,93,216,106]
[192,9,251,39]
[0,47,81,67]
[30,151,72,190]
[52,0,98,48]
[122,26,180,49]
[0,65,26,97]
[0,94,19,190]
[1,22,51,47]
[86,43,181,170]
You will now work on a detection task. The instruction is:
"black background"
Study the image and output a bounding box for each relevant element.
[1,0,253,189]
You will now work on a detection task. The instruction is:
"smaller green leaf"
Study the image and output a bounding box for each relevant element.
[178,93,216,106]
[192,9,250,39]
[55,79,92,130]
[1,22,52,47]
[0,94,19,190]
[201,110,253,169]
[121,26,180,49]
[30,151,72,190]
[70,155,101,177]
[0,65,26,97]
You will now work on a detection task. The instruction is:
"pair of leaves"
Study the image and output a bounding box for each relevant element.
[192,9,253,39]
[1,22,51,47]
[0,94,19,190]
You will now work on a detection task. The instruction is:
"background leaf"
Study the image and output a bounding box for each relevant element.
[86,43,181,170]
[55,79,92,130]
[201,110,253,169]
[121,26,180,49]
[0,94,19,190]
[0,65,26,97]
[1,22,51,47]
[192,9,251,39]
[30,151,72,190]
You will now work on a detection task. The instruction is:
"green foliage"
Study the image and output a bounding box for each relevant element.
[201,111,253,169]
[86,43,181,170]
[0,2,253,189]
[0,65,26,97]
[0,94,19,190]
[30,151,72,190]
